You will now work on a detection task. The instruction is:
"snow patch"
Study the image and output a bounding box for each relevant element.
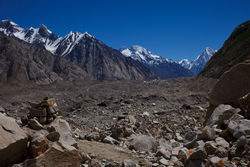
[61,32,84,56]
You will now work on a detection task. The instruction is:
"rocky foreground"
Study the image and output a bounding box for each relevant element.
[0,63,249,167]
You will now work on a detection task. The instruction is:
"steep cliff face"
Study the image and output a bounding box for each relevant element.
[0,33,91,84]
[199,20,250,78]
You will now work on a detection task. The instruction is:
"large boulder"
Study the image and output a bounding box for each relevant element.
[25,142,82,167]
[0,113,28,167]
[129,135,155,152]
[206,104,240,127]
[206,63,250,122]
[48,117,77,148]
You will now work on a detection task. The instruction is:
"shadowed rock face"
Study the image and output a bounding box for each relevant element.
[0,33,91,84]
[62,37,157,80]
[209,63,250,107]
[205,63,250,123]
[146,63,194,79]
[199,20,250,78]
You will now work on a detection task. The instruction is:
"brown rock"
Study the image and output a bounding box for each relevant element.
[29,134,49,158]
[86,132,101,141]
[215,137,229,148]
[89,159,101,167]
[40,98,55,107]
[81,152,91,163]
[159,158,169,165]
[111,126,124,139]
[198,126,216,141]
[29,118,44,130]
[122,159,136,167]
[27,142,82,167]
[232,119,250,138]
[172,147,181,156]
[128,115,136,125]
[28,107,47,119]
[156,148,171,159]
[49,118,77,148]
[206,104,239,127]
[0,113,28,167]
[47,116,54,123]
[103,136,118,144]
[123,127,133,137]
[208,156,225,167]
[218,129,231,140]
[0,106,5,113]
[206,63,250,123]
[184,148,206,167]
[46,107,56,115]
[204,141,217,155]
[46,131,60,142]
[215,146,228,158]
[239,92,250,119]
[38,116,47,124]
[178,147,188,162]
[188,148,207,160]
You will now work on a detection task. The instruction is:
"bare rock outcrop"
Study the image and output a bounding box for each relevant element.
[25,142,81,167]
[206,63,250,123]
[0,113,28,167]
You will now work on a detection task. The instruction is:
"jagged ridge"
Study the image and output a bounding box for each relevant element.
[120,45,194,78]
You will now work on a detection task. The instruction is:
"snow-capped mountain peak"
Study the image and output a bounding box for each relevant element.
[120,45,165,64]
[83,32,94,38]
[59,31,84,56]
[1,19,18,26]
[0,19,95,56]
[38,24,52,36]
[178,47,216,74]
[120,45,194,78]
[0,20,25,35]
[178,59,192,69]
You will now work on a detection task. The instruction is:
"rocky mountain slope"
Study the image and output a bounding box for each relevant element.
[0,32,91,84]
[0,20,156,80]
[178,47,216,75]
[120,45,194,78]
[62,38,156,80]
[199,20,250,78]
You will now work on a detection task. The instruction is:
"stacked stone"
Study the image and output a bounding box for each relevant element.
[28,97,59,124]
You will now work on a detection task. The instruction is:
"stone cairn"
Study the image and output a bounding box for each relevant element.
[28,97,59,124]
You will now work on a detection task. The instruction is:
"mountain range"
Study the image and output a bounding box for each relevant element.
[0,19,222,82]
[120,45,215,77]
[0,32,91,84]
[120,45,194,78]
[0,20,156,81]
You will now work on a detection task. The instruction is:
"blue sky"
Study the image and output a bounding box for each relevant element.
[0,0,250,60]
